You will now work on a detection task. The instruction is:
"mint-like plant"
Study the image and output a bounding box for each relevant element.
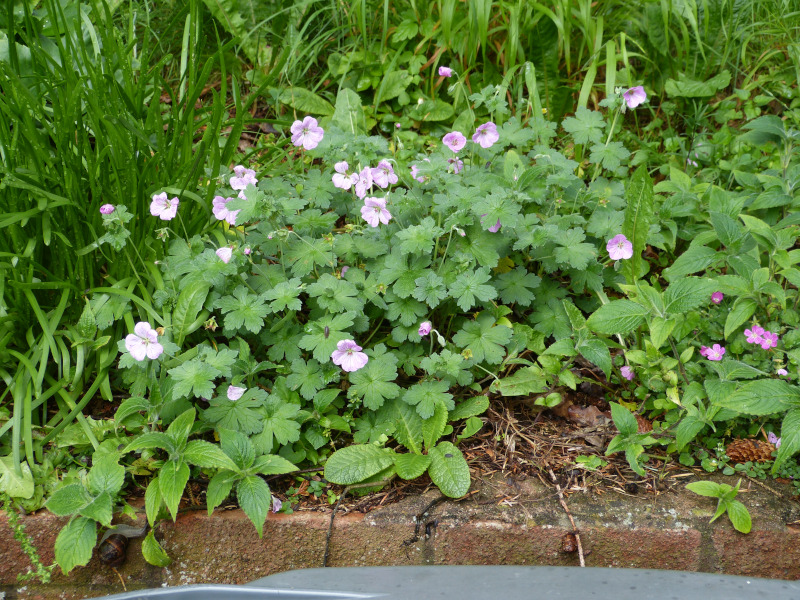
[686,479,752,534]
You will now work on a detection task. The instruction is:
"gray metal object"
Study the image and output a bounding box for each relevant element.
[100,566,800,600]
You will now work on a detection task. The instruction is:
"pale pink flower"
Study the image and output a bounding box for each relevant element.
[438,66,454,78]
[744,326,765,344]
[216,247,233,263]
[361,197,392,227]
[331,339,369,372]
[290,116,324,150]
[271,496,283,513]
[227,385,246,401]
[447,157,464,174]
[354,167,373,199]
[480,214,502,233]
[99,204,115,214]
[768,432,782,448]
[341,266,349,275]
[410,164,426,183]
[125,322,163,361]
[711,292,724,304]
[332,161,359,190]
[760,331,779,350]
[371,160,398,189]
[776,368,789,377]
[212,196,240,225]
[243,247,251,255]
[150,192,179,221]
[623,86,647,109]
[442,131,467,153]
[473,122,499,149]
[418,321,432,336]
[620,366,634,380]
[705,344,725,361]
[230,165,257,190]
[607,234,633,260]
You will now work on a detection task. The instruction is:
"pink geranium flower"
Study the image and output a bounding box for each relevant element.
[705,344,725,361]
[332,161,358,190]
[331,339,369,372]
[99,204,115,214]
[447,157,464,174]
[473,122,499,149]
[354,166,373,199]
[360,197,392,227]
[290,116,324,150]
[711,292,724,304]
[371,160,398,189]
[216,247,233,263]
[776,368,789,377]
[768,432,782,448]
[700,346,710,357]
[125,322,164,361]
[760,331,779,350]
[438,66,454,78]
[623,86,647,109]
[227,385,246,401]
[744,326,765,344]
[606,234,633,260]
[620,366,634,381]
[150,192,179,221]
[410,164,426,183]
[480,214,502,233]
[442,131,467,153]
[230,165,257,190]
[212,196,240,225]
[418,321,432,336]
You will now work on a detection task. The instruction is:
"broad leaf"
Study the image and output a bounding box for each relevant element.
[324,445,396,485]
[54,517,96,574]
[236,476,272,537]
[428,442,470,498]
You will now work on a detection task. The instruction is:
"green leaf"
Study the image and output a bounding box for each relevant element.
[263,278,303,313]
[712,379,800,415]
[46,483,90,516]
[724,298,757,339]
[586,300,649,335]
[278,87,334,115]
[649,317,676,349]
[114,397,150,425]
[166,408,197,447]
[774,408,800,473]
[675,416,707,452]
[664,70,731,97]
[173,281,210,347]
[159,460,190,521]
[413,271,448,308]
[87,454,125,496]
[253,454,298,476]
[496,365,549,396]
[408,98,454,122]
[428,442,470,498]
[395,217,444,255]
[298,313,354,362]
[376,69,411,103]
[622,165,654,284]
[495,267,541,306]
[79,491,113,526]
[663,277,717,314]
[54,517,96,574]
[589,141,630,171]
[307,274,362,313]
[324,445,396,485]
[203,393,265,435]
[252,392,302,452]
[448,395,490,420]
[145,477,163,527]
[206,471,237,513]
[349,354,401,410]
[561,107,605,145]
[391,399,424,454]
[452,315,512,364]
[0,456,35,499]
[393,453,432,480]
[168,359,221,400]
[448,267,498,311]
[577,338,611,378]
[142,529,172,567]
[609,402,638,436]
[402,380,453,419]
[664,245,718,281]
[726,500,752,533]
[457,416,484,441]
[422,402,448,451]
[236,476,272,537]
[286,358,326,400]
[332,88,366,134]
[184,440,238,470]
[215,286,270,334]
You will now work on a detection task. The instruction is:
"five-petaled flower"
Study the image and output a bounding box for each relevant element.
[371,160,398,189]
[150,192,179,221]
[744,325,764,344]
[606,234,633,260]
[212,196,240,225]
[331,339,369,372]
[227,385,246,401]
[620,366,634,381]
[623,86,647,109]
[125,321,164,361]
[332,161,358,190]
[360,197,392,227]
[438,66,454,78]
[230,165,257,191]
[418,321,432,336]
[354,166,374,198]
[711,292,724,304]
[99,204,115,214]
[442,131,467,153]
[216,247,233,263]
[290,116,324,150]
[705,344,725,361]
[760,330,779,350]
[473,122,499,149]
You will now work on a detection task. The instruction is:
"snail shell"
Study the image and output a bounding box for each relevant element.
[99,533,128,567]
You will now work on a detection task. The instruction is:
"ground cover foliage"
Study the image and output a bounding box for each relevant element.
[1,0,800,578]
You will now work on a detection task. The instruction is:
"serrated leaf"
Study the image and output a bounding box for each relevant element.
[215,286,270,334]
[586,300,649,334]
[46,483,90,516]
[0,457,35,499]
[159,460,190,521]
[422,402,448,450]
[609,402,638,436]
[393,454,431,480]
[449,395,490,420]
[495,365,548,396]
[87,455,125,496]
[452,315,512,364]
[725,500,751,533]
[54,517,96,574]
[663,277,716,314]
[622,165,654,284]
[712,379,800,415]
[236,476,272,537]
[561,107,605,145]
[173,281,210,347]
[402,380,453,419]
[184,440,238,470]
[428,442,470,498]
[724,298,757,339]
[278,87,334,115]
[577,338,611,378]
[348,355,401,410]
[168,359,221,400]
[142,529,172,567]
[774,408,800,474]
[79,491,113,526]
[324,445,396,485]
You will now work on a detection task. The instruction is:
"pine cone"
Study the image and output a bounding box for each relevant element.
[725,439,775,463]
